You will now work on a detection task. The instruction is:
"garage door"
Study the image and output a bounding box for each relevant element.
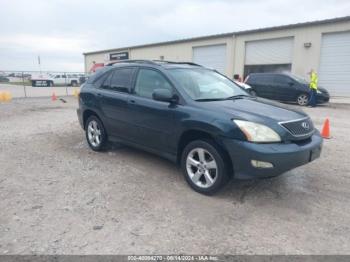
[193,44,227,73]
[244,37,293,76]
[319,31,350,96]
[245,37,294,65]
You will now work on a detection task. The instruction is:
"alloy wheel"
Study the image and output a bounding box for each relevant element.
[297,94,309,106]
[87,120,102,147]
[186,148,218,188]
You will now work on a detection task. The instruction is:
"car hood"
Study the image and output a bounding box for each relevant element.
[199,97,307,123]
[318,86,329,94]
[301,83,329,94]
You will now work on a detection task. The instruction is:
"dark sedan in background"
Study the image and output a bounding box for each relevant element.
[245,73,330,106]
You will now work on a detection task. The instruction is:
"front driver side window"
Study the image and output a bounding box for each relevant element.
[134,69,172,99]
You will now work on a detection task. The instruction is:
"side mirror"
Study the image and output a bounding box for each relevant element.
[152,89,178,103]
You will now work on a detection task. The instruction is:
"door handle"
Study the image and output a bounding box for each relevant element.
[129,99,136,104]
[97,93,103,97]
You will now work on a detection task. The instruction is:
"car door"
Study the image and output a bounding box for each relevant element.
[55,74,64,85]
[61,74,68,85]
[126,68,176,153]
[53,75,61,85]
[272,75,297,101]
[253,74,275,98]
[96,67,136,140]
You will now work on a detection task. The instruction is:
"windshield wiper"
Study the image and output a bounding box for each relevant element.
[195,98,228,102]
[224,94,251,100]
[195,94,251,102]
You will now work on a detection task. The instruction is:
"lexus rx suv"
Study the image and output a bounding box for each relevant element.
[77,60,323,195]
[245,73,330,106]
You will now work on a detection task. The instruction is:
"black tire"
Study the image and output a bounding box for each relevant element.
[296,93,309,106]
[181,139,230,195]
[48,81,53,87]
[31,80,36,87]
[250,90,257,97]
[71,81,78,87]
[85,115,107,151]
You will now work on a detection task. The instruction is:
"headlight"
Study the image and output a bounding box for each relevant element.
[233,120,281,142]
[317,90,322,94]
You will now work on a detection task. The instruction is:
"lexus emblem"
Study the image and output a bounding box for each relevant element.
[301,121,310,130]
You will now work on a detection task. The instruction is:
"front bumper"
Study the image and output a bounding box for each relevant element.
[222,132,323,179]
[316,93,330,103]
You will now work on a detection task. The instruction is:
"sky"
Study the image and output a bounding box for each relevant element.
[0,0,349,72]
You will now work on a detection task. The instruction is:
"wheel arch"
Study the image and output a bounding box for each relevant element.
[82,109,103,130]
[176,129,233,174]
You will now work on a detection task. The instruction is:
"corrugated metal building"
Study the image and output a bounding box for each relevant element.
[83,16,350,96]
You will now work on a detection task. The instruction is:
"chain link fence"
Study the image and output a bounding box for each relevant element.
[0,70,89,98]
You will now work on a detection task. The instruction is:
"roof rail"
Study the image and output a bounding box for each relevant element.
[152,60,202,67]
[105,60,158,66]
[105,59,203,67]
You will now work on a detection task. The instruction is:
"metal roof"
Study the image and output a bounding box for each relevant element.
[83,16,350,55]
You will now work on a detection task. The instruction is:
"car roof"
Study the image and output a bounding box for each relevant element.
[106,60,205,70]
[249,72,288,76]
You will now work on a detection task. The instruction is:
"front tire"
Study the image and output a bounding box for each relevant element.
[297,93,309,106]
[85,115,107,151]
[181,140,230,195]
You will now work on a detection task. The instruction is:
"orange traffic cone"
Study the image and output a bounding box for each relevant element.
[51,92,57,101]
[321,118,331,139]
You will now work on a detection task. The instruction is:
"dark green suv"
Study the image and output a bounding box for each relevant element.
[77,61,323,194]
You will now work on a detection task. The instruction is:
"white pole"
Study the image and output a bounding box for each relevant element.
[38,55,42,74]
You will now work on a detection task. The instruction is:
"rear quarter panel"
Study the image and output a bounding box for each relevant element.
[79,84,105,127]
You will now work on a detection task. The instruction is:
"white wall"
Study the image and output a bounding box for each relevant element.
[84,36,234,77]
[233,20,350,81]
[84,20,350,88]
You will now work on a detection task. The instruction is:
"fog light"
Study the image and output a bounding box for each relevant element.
[251,160,274,168]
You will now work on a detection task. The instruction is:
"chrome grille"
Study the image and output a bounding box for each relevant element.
[280,118,314,137]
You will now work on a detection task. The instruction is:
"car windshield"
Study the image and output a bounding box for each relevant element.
[288,74,308,84]
[168,68,248,101]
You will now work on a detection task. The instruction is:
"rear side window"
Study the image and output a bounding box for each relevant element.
[100,68,135,93]
[88,67,112,84]
[134,69,172,99]
[274,75,289,85]
[93,72,111,87]
[252,74,274,84]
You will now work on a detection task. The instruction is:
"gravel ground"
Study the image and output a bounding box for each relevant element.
[0,97,350,255]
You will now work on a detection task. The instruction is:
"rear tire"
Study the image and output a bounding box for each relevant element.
[71,81,78,87]
[85,115,107,151]
[181,139,230,195]
[297,93,309,106]
[31,80,36,87]
[48,81,53,87]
